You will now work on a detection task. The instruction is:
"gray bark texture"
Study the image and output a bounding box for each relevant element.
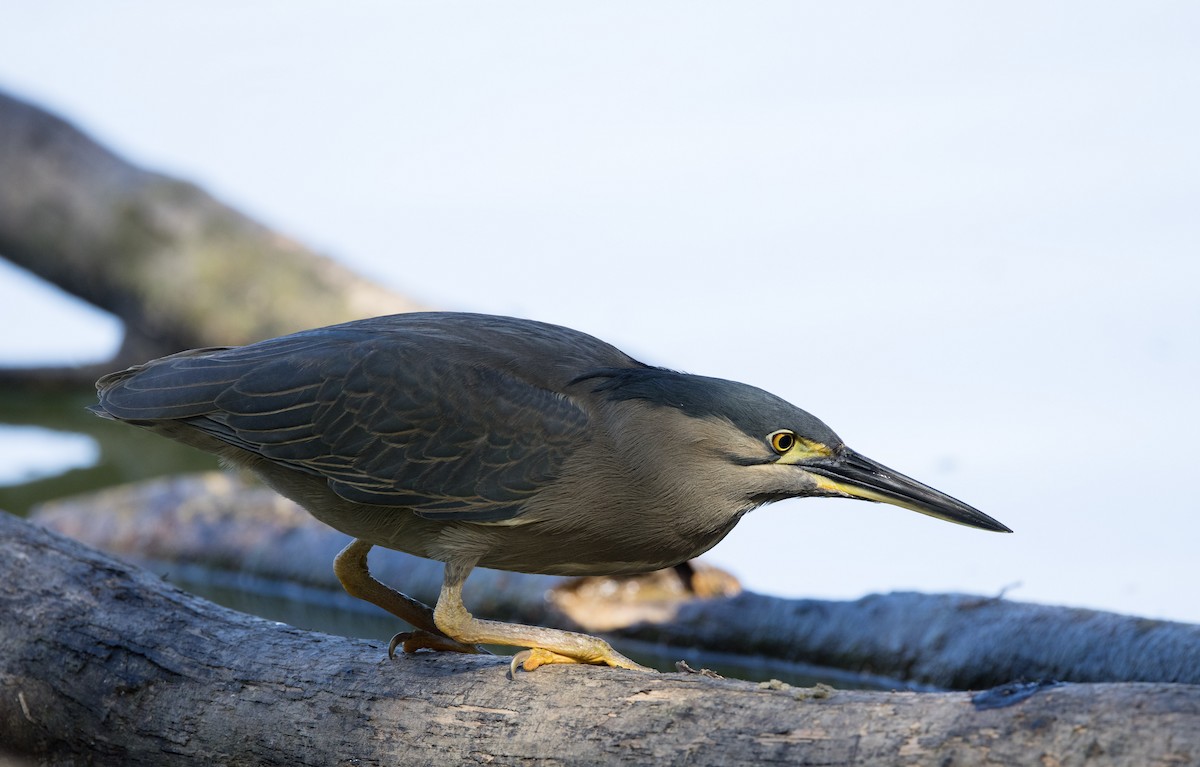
[30,472,1200,691]
[2,511,1198,766]
[0,89,420,382]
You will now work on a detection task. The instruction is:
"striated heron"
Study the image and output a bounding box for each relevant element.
[91,312,1010,672]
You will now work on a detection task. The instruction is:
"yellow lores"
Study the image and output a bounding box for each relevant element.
[768,429,835,462]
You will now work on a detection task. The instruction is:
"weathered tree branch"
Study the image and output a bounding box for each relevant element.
[0,89,420,384]
[2,511,1198,766]
[30,473,1200,691]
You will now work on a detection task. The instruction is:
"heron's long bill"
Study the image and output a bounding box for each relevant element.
[803,449,1012,533]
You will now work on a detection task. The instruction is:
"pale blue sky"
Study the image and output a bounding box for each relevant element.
[2,3,1198,621]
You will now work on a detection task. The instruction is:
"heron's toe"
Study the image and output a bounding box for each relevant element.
[508,646,653,676]
[388,630,488,658]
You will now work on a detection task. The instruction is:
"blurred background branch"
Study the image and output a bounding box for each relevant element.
[29,471,1200,691]
[0,89,420,387]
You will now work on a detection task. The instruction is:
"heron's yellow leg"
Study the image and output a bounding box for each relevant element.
[434,560,652,674]
[333,539,481,656]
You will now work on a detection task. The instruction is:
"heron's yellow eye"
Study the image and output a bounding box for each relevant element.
[768,430,796,454]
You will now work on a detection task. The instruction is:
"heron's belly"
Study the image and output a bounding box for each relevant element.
[466,514,742,577]
[321,506,737,578]
[265,467,745,576]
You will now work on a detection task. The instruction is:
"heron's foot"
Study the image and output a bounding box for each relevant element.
[509,644,652,676]
[434,560,652,675]
[388,630,488,658]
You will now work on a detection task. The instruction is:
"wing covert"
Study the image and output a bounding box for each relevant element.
[96,327,593,521]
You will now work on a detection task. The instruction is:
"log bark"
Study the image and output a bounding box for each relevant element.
[0,89,420,384]
[2,511,1197,766]
[29,472,1200,691]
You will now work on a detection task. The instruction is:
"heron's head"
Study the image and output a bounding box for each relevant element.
[579,367,1011,533]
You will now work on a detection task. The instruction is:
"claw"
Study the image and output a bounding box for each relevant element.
[509,648,579,677]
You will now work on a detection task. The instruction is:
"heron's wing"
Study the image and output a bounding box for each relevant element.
[95,330,590,521]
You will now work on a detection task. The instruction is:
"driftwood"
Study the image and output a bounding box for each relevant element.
[2,511,1198,766]
[30,472,1200,691]
[0,89,420,384]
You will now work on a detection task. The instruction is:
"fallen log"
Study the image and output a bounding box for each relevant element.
[30,472,1200,690]
[2,511,1197,766]
[0,89,420,384]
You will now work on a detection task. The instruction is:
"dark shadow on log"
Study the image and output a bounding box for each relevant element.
[0,88,421,386]
[30,473,1200,692]
[3,511,1198,766]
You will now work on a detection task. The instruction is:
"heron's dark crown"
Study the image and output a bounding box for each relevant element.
[575,366,842,447]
